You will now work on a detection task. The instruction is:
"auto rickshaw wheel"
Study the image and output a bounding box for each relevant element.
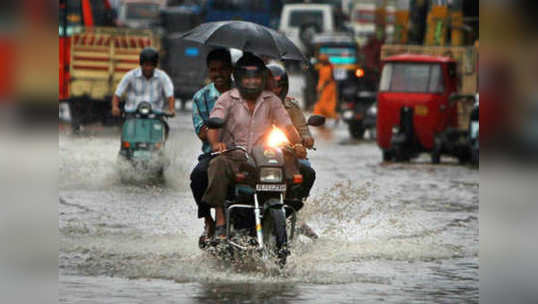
[382,150,393,162]
[431,137,442,164]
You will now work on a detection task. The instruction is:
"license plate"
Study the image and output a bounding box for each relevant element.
[333,68,347,80]
[256,184,286,192]
[133,151,152,158]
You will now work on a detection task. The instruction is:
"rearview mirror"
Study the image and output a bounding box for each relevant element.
[206,117,225,129]
[307,115,325,127]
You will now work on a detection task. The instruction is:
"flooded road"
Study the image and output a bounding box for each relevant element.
[59,90,478,303]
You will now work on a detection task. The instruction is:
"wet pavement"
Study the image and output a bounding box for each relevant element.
[59,77,478,303]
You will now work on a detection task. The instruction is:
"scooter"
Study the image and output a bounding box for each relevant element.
[201,115,325,267]
[117,102,174,180]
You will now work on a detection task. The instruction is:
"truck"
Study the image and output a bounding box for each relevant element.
[59,0,160,127]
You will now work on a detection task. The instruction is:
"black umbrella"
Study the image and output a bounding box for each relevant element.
[177,21,307,62]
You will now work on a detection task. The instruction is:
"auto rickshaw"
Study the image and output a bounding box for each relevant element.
[377,54,461,162]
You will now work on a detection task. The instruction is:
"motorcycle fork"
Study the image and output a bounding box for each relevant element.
[254,193,264,250]
[254,193,286,251]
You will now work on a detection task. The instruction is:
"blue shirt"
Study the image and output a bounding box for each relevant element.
[115,67,174,113]
[192,83,224,153]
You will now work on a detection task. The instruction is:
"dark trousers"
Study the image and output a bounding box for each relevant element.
[190,154,213,218]
[298,160,316,199]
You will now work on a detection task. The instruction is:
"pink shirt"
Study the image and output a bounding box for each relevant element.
[210,88,293,153]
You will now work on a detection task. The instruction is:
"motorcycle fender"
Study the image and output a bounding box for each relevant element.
[263,197,284,213]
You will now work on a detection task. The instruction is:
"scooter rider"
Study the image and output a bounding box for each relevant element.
[112,47,175,124]
[190,48,233,244]
[202,53,305,240]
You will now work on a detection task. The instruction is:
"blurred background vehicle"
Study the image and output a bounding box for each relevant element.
[158,4,206,111]
[279,3,338,57]
[303,32,361,109]
[350,1,395,46]
[116,0,166,29]
[202,0,283,28]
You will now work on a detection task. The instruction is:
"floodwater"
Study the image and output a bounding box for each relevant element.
[59,76,478,303]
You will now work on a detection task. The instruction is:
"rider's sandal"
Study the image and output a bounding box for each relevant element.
[214,225,226,241]
[198,222,216,249]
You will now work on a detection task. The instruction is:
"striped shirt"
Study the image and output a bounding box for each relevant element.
[192,83,223,153]
[114,67,174,113]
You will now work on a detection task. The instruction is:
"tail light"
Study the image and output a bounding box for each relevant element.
[122,141,130,148]
[355,68,365,78]
[292,174,303,184]
[235,172,247,183]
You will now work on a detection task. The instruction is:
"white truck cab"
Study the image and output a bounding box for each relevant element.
[279,4,335,54]
[117,0,166,29]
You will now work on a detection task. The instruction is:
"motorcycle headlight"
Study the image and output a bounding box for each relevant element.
[343,110,354,120]
[367,105,377,116]
[259,167,283,183]
[267,127,289,147]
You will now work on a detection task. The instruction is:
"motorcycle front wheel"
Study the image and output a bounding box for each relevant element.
[263,207,289,266]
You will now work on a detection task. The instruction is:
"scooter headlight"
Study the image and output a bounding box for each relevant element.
[138,103,152,115]
[259,167,283,183]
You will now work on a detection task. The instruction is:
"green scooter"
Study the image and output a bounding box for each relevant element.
[117,102,174,180]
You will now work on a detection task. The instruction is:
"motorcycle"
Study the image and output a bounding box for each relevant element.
[339,69,378,140]
[201,115,325,267]
[117,102,174,180]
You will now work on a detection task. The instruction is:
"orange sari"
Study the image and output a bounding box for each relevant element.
[313,63,338,119]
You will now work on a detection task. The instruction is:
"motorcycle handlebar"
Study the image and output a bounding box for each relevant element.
[210,146,247,156]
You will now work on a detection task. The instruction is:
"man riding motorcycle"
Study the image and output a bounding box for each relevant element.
[112,47,175,128]
[202,53,305,241]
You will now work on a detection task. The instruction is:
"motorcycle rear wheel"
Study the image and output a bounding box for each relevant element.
[348,122,365,140]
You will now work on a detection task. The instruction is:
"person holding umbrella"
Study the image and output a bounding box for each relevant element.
[202,53,305,240]
[190,48,233,245]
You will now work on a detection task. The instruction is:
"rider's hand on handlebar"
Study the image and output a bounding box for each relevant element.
[303,136,314,149]
[293,143,307,159]
[212,142,227,153]
[112,106,121,117]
